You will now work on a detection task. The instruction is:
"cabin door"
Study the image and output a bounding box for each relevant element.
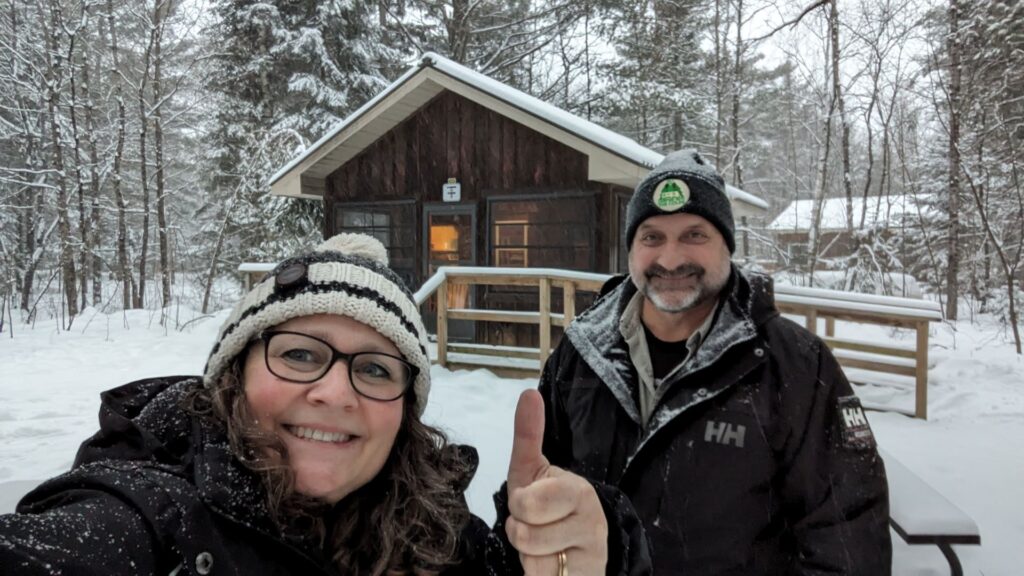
[423,204,476,341]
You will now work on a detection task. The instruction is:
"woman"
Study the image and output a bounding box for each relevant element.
[0,234,649,575]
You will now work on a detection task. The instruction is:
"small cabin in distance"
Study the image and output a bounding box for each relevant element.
[269,53,768,346]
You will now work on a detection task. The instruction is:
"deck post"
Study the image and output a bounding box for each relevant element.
[539,277,552,366]
[805,309,818,334]
[916,320,928,420]
[563,281,576,324]
[825,317,835,337]
[437,279,448,367]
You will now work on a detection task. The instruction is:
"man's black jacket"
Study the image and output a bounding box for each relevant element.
[537,268,892,575]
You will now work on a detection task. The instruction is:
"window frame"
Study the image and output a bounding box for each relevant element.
[334,199,417,284]
[485,191,597,271]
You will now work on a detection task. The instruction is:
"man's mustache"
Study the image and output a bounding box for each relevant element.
[645,263,705,279]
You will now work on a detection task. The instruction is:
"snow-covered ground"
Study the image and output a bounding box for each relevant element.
[1,305,1021,574]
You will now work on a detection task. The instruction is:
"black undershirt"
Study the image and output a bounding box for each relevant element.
[643,325,690,381]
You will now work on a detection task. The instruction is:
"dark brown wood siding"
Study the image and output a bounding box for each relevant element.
[324,89,629,349]
[326,90,589,207]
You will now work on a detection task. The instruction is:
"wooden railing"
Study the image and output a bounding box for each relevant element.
[243,262,943,419]
[773,284,943,420]
[414,267,607,372]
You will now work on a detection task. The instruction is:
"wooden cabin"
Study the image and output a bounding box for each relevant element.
[767,195,927,268]
[269,52,768,345]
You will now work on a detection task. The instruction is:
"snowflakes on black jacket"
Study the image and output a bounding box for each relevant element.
[537,267,893,575]
[0,376,653,576]
[0,377,504,576]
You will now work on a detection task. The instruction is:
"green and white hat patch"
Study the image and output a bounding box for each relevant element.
[652,178,690,211]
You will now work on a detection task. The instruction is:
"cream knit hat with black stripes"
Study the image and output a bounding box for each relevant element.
[202,233,431,415]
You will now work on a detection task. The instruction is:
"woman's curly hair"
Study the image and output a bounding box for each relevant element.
[185,354,472,575]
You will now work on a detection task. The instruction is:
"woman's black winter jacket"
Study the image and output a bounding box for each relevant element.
[0,377,651,576]
[0,377,490,575]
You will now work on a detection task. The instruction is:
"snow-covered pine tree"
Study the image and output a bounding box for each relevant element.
[203,0,407,273]
[599,0,711,153]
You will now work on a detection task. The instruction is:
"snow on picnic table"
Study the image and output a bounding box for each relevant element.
[1,306,1022,575]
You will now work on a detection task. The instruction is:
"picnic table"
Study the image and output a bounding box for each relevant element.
[881,448,981,575]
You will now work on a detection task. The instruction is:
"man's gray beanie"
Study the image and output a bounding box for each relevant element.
[625,149,735,253]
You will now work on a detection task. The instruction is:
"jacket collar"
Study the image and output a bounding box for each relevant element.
[77,377,292,540]
[565,266,779,425]
[566,278,645,423]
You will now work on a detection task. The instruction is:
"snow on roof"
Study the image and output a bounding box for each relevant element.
[727,185,769,210]
[269,52,663,186]
[269,52,766,208]
[768,194,932,231]
[422,53,663,169]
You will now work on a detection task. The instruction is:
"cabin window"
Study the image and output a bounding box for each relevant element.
[487,193,595,271]
[335,200,416,285]
[494,220,529,267]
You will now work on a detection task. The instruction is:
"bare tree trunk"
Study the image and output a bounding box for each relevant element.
[7,2,40,313]
[18,189,44,312]
[135,5,156,309]
[946,0,962,320]
[730,0,743,187]
[67,20,89,312]
[878,88,897,202]
[448,0,469,63]
[81,26,104,306]
[673,109,683,149]
[808,72,837,285]
[829,0,853,234]
[202,199,231,315]
[152,0,172,311]
[17,187,36,312]
[714,0,724,167]
[40,0,78,320]
[784,66,800,217]
[104,0,130,310]
[860,65,880,229]
[584,0,592,121]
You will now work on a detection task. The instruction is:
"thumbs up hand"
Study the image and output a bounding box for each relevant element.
[505,390,608,575]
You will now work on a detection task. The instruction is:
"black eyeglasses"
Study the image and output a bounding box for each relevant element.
[258,330,417,402]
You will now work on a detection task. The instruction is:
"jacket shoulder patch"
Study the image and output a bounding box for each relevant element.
[837,395,876,450]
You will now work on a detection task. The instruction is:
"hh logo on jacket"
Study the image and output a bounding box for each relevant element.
[837,395,877,450]
[704,420,746,448]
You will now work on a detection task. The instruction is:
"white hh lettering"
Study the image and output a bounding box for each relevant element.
[843,407,867,428]
[722,423,746,448]
[705,420,727,444]
[704,421,746,448]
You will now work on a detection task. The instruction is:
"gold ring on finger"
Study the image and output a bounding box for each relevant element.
[557,550,568,576]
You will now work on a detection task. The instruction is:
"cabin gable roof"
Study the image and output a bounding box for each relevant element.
[269,52,766,210]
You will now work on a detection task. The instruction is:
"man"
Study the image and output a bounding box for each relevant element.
[534,149,892,574]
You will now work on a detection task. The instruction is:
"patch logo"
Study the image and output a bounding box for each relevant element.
[704,420,746,448]
[652,179,690,211]
[837,395,876,450]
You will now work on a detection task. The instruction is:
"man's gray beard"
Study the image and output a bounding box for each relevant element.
[641,269,728,313]
[642,282,710,313]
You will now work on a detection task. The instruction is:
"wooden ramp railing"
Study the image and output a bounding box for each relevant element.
[414,267,607,376]
[242,263,943,419]
[773,284,943,420]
